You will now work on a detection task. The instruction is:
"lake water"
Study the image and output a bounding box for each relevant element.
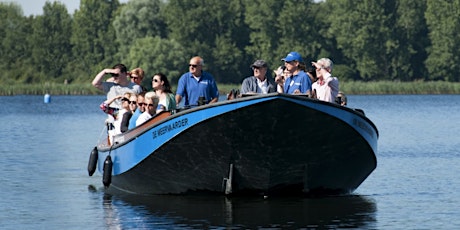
[1,94,459,229]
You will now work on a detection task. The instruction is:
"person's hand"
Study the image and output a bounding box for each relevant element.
[293,89,301,94]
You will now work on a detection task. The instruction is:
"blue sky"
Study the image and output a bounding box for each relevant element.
[1,0,128,16]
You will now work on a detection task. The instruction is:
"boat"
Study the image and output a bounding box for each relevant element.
[88,93,378,196]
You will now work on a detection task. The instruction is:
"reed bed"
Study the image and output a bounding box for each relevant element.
[1,81,460,96]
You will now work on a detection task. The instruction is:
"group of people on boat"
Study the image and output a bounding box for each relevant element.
[92,52,345,138]
[237,51,345,105]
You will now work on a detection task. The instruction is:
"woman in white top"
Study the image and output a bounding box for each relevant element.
[311,58,339,103]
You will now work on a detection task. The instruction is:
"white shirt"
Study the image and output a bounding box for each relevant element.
[136,111,152,126]
[312,73,339,103]
[257,78,268,94]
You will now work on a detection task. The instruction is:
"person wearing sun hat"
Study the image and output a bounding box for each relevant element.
[281,52,312,95]
[240,60,277,94]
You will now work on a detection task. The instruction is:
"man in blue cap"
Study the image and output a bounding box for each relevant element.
[281,52,312,95]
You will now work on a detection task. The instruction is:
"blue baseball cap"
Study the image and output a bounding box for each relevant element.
[281,51,303,62]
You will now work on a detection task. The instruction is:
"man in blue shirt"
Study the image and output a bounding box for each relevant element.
[281,52,312,95]
[175,56,219,106]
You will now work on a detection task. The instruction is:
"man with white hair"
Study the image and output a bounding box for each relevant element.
[311,58,339,103]
[136,92,159,126]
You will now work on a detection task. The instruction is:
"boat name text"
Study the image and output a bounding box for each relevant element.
[352,118,374,138]
[152,118,189,139]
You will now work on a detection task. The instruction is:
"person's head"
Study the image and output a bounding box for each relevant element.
[129,94,138,112]
[111,63,129,84]
[250,60,268,80]
[121,92,133,110]
[137,92,146,113]
[282,52,303,73]
[129,68,145,85]
[152,73,173,93]
[189,56,204,77]
[144,92,159,115]
[313,58,333,79]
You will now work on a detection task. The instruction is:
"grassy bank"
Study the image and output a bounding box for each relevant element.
[1,81,460,96]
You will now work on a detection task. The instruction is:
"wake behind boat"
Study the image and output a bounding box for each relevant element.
[88,93,378,196]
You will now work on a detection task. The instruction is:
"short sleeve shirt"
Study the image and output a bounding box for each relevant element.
[176,71,219,106]
[102,82,142,109]
[283,71,312,94]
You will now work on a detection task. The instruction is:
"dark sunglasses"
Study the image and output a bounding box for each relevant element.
[137,102,146,106]
[129,101,137,105]
[111,73,119,77]
[146,104,155,107]
[130,76,139,80]
[189,64,199,68]
[152,79,159,82]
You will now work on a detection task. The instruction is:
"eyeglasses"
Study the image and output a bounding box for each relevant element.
[189,64,199,68]
[130,76,139,80]
[111,73,119,77]
[152,79,159,82]
[285,61,295,64]
[137,102,146,106]
[129,101,137,105]
[146,104,155,107]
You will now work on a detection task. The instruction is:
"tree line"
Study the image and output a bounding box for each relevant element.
[1,0,459,88]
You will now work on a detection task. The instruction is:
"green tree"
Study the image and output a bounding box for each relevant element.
[163,0,250,83]
[125,36,187,88]
[276,0,321,66]
[425,0,460,81]
[113,0,167,58]
[30,2,72,82]
[0,3,33,83]
[70,0,120,82]
[385,0,428,81]
[243,0,282,70]
[327,0,393,81]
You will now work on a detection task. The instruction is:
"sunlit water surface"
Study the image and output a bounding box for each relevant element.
[1,95,459,229]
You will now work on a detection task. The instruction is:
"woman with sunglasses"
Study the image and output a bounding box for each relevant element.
[152,73,176,113]
[129,67,147,92]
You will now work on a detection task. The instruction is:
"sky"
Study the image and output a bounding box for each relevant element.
[1,0,128,16]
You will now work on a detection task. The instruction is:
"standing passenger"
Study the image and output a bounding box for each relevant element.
[92,63,143,110]
[129,67,147,92]
[152,73,176,113]
[311,58,339,103]
[281,52,312,95]
[240,60,276,94]
[175,56,219,106]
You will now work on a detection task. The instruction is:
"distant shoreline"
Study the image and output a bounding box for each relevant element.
[1,81,460,96]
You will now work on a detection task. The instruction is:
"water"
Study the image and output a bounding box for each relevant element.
[1,94,459,229]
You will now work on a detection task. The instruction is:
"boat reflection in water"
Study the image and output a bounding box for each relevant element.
[100,192,377,229]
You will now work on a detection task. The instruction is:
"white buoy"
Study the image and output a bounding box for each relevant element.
[44,94,51,103]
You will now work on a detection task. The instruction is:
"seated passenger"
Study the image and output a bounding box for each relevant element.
[120,93,138,133]
[128,92,146,129]
[311,58,339,103]
[136,92,159,126]
[240,60,276,94]
[113,92,133,134]
[152,73,176,113]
